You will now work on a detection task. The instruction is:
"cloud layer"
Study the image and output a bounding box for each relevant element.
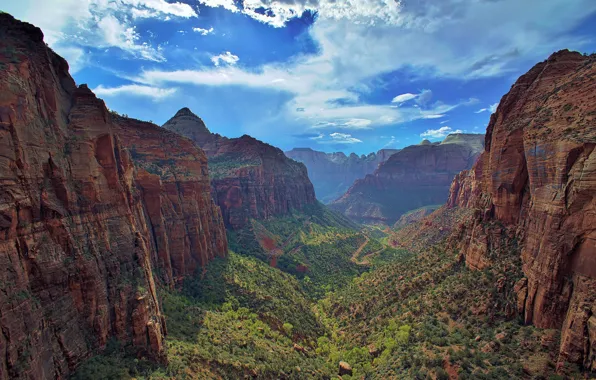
[5,0,595,151]
[420,126,464,139]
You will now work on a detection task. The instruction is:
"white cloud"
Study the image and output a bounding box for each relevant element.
[193,26,214,35]
[56,45,86,73]
[391,93,417,104]
[199,0,238,12]
[422,114,445,119]
[344,119,373,129]
[122,0,197,18]
[7,0,589,138]
[327,132,363,144]
[415,89,433,107]
[3,0,197,67]
[93,84,177,100]
[134,64,475,130]
[237,0,403,28]
[420,126,464,139]
[211,52,240,66]
[440,120,450,124]
[383,135,399,148]
[98,14,165,62]
[475,102,499,114]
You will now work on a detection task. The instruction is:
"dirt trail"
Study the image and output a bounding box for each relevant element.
[350,236,373,265]
[351,235,387,265]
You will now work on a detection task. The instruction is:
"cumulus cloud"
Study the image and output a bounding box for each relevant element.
[9,0,592,140]
[420,126,464,139]
[211,52,240,66]
[475,102,499,113]
[98,14,165,61]
[3,0,196,64]
[93,84,177,100]
[199,0,238,12]
[123,0,197,18]
[193,26,214,35]
[230,0,403,28]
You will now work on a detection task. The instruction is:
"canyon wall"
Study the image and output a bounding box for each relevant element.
[163,109,317,230]
[331,134,484,224]
[285,148,400,203]
[447,50,596,370]
[0,14,227,379]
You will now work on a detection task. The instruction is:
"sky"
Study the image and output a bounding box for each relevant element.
[3,0,596,154]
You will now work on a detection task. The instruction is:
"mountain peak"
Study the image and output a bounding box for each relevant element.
[163,108,211,141]
[174,107,199,118]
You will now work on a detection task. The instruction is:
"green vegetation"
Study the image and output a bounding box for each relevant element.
[228,203,366,297]
[208,153,262,179]
[74,252,336,379]
[73,207,586,379]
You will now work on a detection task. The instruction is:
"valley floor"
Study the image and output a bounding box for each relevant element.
[73,206,589,380]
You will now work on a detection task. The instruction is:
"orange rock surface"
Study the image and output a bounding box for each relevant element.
[163,109,317,230]
[0,14,227,378]
[447,50,596,370]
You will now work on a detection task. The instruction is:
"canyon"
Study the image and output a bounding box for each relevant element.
[1,10,595,380]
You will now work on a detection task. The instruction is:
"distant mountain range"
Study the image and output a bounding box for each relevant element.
[329,133,485,224]
[285,148,400,203]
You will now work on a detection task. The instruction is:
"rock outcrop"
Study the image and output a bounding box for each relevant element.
[285,148,400,203]
[0,13,227,379]
[331,134,484,224]
[164,109,317,230]
[447,50,596,371]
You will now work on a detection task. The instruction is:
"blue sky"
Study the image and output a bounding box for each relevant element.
[4,0,596,154]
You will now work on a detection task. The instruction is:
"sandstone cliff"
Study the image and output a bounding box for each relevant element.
[163,109,317,230]
[331,134,484,224]
[285,148,400,203]
[0,14,227,379]
[447,50,596,371]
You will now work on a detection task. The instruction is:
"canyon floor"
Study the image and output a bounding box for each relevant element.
[72,205,585,379]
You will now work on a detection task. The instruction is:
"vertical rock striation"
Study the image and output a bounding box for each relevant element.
[447,50,596,370]
[0,13,227,379]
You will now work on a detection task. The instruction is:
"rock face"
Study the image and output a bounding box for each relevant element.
[163,109,317,230]
[285,148,400,203]
[330,134,484,224]
[447,50,596,370]
[0,14,227,379]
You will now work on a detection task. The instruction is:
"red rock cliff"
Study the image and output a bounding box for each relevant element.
[163,109,317,230]
[0,14,227,379]
[447,50,596,370]
[331,134,484,224]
